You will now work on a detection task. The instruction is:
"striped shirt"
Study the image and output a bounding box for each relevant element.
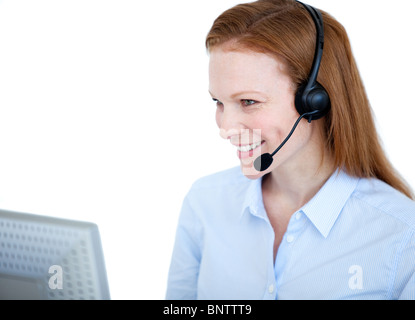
[166,166,415,300]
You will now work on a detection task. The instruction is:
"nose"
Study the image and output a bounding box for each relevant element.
[217,105,243,140]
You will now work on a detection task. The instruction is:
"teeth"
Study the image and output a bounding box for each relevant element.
[237,141,262,152]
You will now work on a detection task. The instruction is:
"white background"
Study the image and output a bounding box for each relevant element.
[0,0,414,300]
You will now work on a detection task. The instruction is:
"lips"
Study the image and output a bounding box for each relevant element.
[235,141,265,159]
[236,141,263,152]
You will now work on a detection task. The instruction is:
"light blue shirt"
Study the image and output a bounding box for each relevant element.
[166,166,415,300]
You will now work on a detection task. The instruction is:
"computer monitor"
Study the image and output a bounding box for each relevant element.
[0,208,110,300]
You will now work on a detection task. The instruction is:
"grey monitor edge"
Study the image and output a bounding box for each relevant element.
[0,208,111,300]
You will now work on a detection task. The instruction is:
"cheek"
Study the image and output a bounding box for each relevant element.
[251,115,279,140]
[256,111,299,144]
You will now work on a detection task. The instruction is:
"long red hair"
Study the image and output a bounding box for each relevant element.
[206,0,414,199]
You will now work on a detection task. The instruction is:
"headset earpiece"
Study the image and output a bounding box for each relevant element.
[295,82,330,121]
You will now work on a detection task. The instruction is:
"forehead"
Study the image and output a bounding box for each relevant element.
[208,46,289,96]
[209,46,281,76]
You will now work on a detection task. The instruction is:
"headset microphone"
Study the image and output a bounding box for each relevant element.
[253,1,331,172]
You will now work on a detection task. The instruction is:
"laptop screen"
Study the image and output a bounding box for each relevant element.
[0,209,110,300]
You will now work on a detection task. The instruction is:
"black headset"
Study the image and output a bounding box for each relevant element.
[253,1,331,171]
[294,1,331,121]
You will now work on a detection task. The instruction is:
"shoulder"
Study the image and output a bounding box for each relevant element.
[352,177,415,228]
[189,166,249,191]
[181,166,257,223]
[183,166,256,212]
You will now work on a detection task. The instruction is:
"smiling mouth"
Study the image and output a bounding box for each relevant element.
[236,141,264,152]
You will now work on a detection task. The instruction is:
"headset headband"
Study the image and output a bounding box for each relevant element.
[296,1,325,92]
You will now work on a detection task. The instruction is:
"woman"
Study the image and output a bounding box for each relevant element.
[166,0,415,300]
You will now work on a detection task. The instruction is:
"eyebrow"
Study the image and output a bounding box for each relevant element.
[230,90,266,99]
[209,90,267,99]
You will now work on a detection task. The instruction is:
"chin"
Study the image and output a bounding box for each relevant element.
[239,163,265,180]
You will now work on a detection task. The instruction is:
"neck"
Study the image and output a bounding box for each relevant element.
[262,147,335,211]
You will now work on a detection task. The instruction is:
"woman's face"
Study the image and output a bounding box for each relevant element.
[209,45,319,179]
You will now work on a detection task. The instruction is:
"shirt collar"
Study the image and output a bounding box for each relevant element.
[241,175,267,220]
[301,169,360,238]
[241,169,360,238]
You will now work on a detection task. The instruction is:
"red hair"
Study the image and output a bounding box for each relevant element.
[206,0,413,199]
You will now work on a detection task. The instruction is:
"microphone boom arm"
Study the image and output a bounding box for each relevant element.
[253,110,319,172]
[271,110,318,157]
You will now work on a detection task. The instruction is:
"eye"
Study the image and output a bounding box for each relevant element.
[212,98,223,107]
[241,99,257,107]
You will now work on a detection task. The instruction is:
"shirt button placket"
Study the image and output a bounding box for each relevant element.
[286,235,295,243]
[285,211,305,244]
